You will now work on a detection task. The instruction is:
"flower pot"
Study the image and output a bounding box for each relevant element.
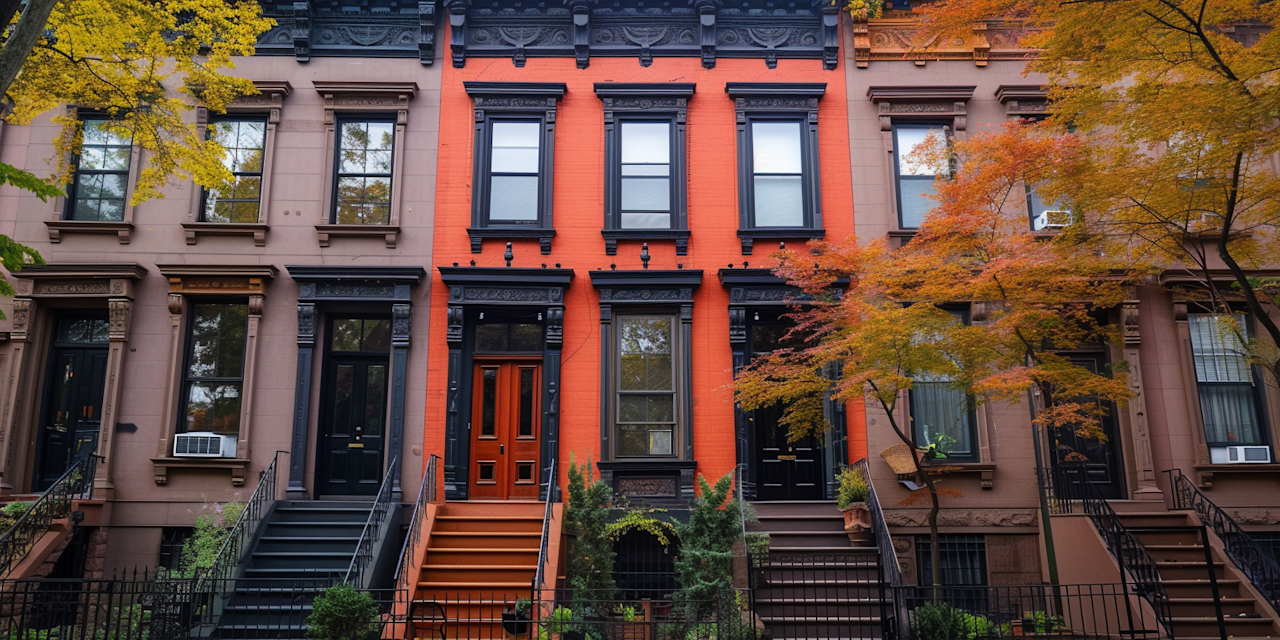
[502,610,530,636]
[841,502,871,533]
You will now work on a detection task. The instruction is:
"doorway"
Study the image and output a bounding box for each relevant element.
[1049,355,1125,499]
[748,317,823,501]
[34,317,108,491]
[469,360,541,500]
[317,317,390,497]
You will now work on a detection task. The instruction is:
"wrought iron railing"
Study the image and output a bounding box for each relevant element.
[198,451,282,588]
[1049,464,1173,636]
[855,457,906,640]
[395,454,439,589]
[346,455,399,587]
[531,456,558,598]
[0,453,97,578]
[1168,468,1280,613]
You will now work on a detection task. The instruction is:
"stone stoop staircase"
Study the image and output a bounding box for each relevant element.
[747,501,882,640]
[214,500,372,639]
[1117,510,1280,640]
[412,501,544,640]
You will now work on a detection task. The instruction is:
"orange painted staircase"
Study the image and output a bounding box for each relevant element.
[406,501,561,640]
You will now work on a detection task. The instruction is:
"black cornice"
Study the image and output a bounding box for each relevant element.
[439,266,575,288]
[590,269,703,289]
[595,83,697,98]
[465,82,568,98]
[287,265,426,284]
[717,268,786,287]
[725,82,827,99]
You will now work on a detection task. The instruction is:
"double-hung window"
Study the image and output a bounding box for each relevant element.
[597,84,694,256]
[909,309,976,461]
[333,119,395,225]
[616,316,678,457]
[894,124,947,230]
[68,119,132,221]
[204,118,267,223]
[180,301,249,435]
[1189,313,1265,447]
[466,82,565,255]
[727,83,826,255]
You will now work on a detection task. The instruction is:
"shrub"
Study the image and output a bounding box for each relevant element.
[673,473,753,612]
[564,457,617,610]
[835,466,869,509]
[909,601,970,640]
[0,501,32,534]
[306,584,379,640]
[177,502,244,576]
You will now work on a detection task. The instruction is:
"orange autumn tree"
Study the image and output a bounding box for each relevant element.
[735,122,1135,591]
[915,0,1280,385]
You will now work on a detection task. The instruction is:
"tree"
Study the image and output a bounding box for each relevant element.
[735,123,1135,593]
[0,0,271,306]
[916,0,1280,385]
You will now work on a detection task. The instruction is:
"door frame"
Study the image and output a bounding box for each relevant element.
[32,314,110,491]
[314,315,393,497]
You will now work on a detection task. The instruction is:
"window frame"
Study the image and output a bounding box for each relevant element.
[466,82,566,255]
[726,82,827,255]
[596,83,694,256]
[892,122,950,231]
[177,298,251,436]
[613,314,681,460]
[329,116,398,226]
[1187,311,1271,449]
[202,115,269,224]
[907,307,979,462]
[65,117,134,223]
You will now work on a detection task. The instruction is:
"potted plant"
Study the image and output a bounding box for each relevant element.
[835,466,871,533]
[502,598,532,636]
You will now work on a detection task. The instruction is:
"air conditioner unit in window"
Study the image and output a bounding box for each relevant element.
[173,432,238,458]
[1220,445,1271,464]
[1034,210,1073,230]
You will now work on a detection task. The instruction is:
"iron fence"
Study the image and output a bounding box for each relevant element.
[746,549,881,640]
[0,454,97,579]
[0,572,403,640]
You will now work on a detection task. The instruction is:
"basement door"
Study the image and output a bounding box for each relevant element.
[34,317,109,491]
[470,360,541,500]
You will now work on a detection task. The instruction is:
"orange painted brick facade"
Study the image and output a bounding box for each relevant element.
[426,52,864,494]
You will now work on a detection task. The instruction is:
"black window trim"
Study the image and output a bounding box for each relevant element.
[726,82,826,256]
[596,83,695,256]
[329,114,397,226]
[65,115,133,222]
[201,114,270,224]
[465,81,567,255]
[613,313,681,460]
[178,297,250,435]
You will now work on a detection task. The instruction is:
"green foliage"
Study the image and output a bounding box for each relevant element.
[606,507,675,547]
[175,502,243,576]
[0,164,61,202]
[673,473,752,611]
[909,602,971,640]
[835,466,869,509]
[536,606,575,640]
[306,584,379,640]
[743,532,769,563]
[1023,610,1064,633]
[0,501,31,536]
[565,456,618,608]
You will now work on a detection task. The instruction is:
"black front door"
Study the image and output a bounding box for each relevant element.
[34,317,109,491]
[1050,355,1125,499]
[749,318,823,501]
[317,317,391,496]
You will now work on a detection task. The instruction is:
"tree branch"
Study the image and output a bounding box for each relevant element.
[0,0,60,104]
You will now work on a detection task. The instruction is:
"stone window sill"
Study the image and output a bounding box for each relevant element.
[468,227,556,255]
[1193,463,1280,489]
[900,462,995,489]
[736,228,825,255]
[316,224,400,249]
[183,222,268,247]
[46,220,133,245]
[152,457,250,487]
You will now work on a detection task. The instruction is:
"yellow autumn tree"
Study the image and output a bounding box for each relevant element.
[0,0,271,303]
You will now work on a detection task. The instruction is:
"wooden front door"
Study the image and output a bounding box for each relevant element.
[470,360,541,500]
[34,317,109,491]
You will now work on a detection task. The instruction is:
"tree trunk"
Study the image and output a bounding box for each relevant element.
[0,0,60,104]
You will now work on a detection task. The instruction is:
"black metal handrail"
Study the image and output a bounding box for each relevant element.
[1168,468,1280,614]
[1050,464,1173,637]
[532,456,559,597]
[854,457,905,640]
[0,454,96,578]
[395,454,440,589]
[346,455,399,587]
[199,451,282,587]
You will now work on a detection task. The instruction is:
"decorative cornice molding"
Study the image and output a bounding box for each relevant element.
[867,85,976,102]
[255,1,435,64]
[439,266,575,290]
[158,265,278,280]
[287,265,427,284]
[313,81,419,98]
[995,84,1047,103]
[594,83,696,99]
[727,82,827,100]
[465,81,567,99]
[14,263,147,281]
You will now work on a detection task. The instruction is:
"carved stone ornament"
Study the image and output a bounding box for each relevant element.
[1122,301,1140,345]
[617,476,678,498]
[168,293,185,316]
[11,299,33,340]
[253,0,436,65]
[248,294,266,316]
[108,299,132,341]
[34,282,110,296]
[392,303,413,345]
[297,303,318,346]
[546,307,565,346]
[446,305,465,344]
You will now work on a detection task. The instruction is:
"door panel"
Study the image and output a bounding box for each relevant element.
[754,402,823,501]
[470,362,541,500]
[1050,356,1124,499]
[35,341,108,491]
[318,359,388,496]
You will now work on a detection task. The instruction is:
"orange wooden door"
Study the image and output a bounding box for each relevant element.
[470,360,542,500]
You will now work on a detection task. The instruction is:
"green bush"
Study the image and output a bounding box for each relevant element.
[0,501,32,534]
[176,502,244,576]
[835,466,869,509]
[910,601,972,640]
[673,473,753,612]
[306,584,380,640]
[564,457,617,610]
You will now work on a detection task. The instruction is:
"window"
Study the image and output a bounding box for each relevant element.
[618,121,674,229]
[67,119,132,221]
[909,309,976,461]
[894,124,947,229]
[158,527,193,571]
[333,119,395,225]
[1027,184,1071,230]
[180,302,249,434]
[203,118,267,223]
[728,83,826,255]
[916,534,988,610]
[331,318,391,353]
[466,82,565,255]
[1189,313,1265,446]
[616,316,677,457]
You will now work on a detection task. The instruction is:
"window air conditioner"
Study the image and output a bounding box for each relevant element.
[1224,445,1271,464]
[173,432,238,458]
[1034,210,1072,230]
